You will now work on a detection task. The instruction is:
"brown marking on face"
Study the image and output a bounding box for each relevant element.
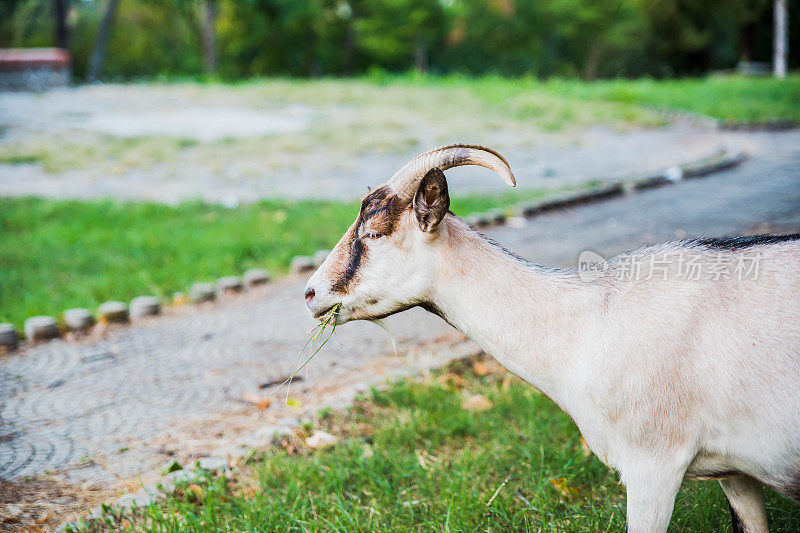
[328,185,407,294]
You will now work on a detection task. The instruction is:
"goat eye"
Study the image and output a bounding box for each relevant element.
[365,231,382,239]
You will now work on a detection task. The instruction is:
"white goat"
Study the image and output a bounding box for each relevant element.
[304,144,800,532]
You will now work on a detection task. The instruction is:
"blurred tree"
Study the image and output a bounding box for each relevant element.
[354,0,445,73]
[87,0,119,81]
[53,0,69,48]
[0,0,796,79]
[200,0,217,74]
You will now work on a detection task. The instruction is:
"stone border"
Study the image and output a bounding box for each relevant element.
[1,149,745,354]
[464,148,745,230]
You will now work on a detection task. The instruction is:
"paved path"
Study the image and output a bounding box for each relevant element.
[1,147,798,489]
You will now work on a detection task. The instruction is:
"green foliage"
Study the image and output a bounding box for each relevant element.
[126,369,800,530]
[3,0,798,80]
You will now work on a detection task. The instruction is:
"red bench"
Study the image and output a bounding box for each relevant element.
[0,48,71,90]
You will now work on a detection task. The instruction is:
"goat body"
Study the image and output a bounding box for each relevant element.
[432,218,800,531]
[305,146,800,532]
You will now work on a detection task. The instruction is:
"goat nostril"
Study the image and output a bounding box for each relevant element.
[304,287,315,301]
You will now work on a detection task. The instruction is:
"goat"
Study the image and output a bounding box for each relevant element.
[304,144,800,532]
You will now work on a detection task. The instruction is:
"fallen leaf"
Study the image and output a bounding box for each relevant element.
[362,443,374,459]
[461,393,493,411]
[185,484,204,501]
[437,373,465,389]
[173,293,187,306]
[501,376,513,392]
[286,397,302,407]
[579,436,592,457]
[305,431,338,450]
[550,477,579,501]
[242,393,272,409]
[472,362,490,376]
[416,451,427,469]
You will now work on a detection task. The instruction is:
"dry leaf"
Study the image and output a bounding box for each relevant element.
[305,431,338,450]
[437,373,466,389]
[362,444,374,459]
[185,484,204,501]
[173,293,187,306]
[461,393,493,411]
[242,393,272,409]
[579,436,592,457]
[416,451,427,469]
[549,477,579,500]
[501,375,513,392]
[472,362,490,376]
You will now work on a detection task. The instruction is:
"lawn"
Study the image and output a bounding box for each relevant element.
[0,188,556,329]
[534,75,800,124]
[96,357,800,531]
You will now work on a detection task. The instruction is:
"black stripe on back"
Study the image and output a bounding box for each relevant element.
[691,233,800,250]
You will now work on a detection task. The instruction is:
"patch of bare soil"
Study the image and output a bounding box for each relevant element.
[0,475,116,532]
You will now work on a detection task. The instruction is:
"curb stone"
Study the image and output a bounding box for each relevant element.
[522,183,625,216]
[485,208,506,225]
[24,316,59,342]
[216,276,244,294]
[190,282,216,303]
[98,301,128,323]
[313,249,330,267]
[63,308,94,332]
[290,255,315,274]
[130,296,160,319]
[0,323,18,348]
[682,150,745,178]
[243,268,270,287]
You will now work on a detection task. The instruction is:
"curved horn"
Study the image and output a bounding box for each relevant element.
[387,144,516,201]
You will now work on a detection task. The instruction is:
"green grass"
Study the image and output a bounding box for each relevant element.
[532,75,800,124]
[0,135,198,173]
[0,189,556,329]
[99,359,799,531]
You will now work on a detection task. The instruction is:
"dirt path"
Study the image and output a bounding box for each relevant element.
[2,85,797,203]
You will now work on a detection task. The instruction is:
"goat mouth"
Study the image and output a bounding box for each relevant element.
[313,304,337,320]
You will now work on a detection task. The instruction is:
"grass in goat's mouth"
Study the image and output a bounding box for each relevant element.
[276,303,342,402]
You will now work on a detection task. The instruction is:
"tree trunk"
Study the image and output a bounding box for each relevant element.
[774,0,788,78]
[87,0,119,82]
[414,35,428,74]
[583,44,602,80]
[201,0,217,74]
[343,20,354,76]
[53,0,69,49]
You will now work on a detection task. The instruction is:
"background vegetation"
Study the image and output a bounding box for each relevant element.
[2,0,799,81]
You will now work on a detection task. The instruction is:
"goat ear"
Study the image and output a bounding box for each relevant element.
[413,167,450,232]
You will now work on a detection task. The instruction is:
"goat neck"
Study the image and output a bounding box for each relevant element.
[427,216,602,413]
